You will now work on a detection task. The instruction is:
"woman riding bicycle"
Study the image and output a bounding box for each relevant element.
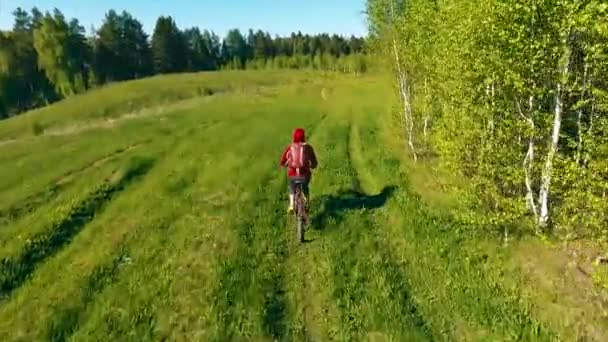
[279,128,318,213]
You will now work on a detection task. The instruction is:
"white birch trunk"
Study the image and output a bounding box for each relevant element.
[526,96,537,221]
[397,71,409,145]
[518,131,522,145]
[406,84,417,161]
[516,96,538,222]
[538,39,571,228]
[392,37,417,161]
[423,77,429,139]
[488,82,496,132]
[538,88,563,228]
[389,0,417,161]
[525,137,537,220]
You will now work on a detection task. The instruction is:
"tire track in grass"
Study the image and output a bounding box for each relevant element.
[326,209,433,341]
[347,120,433,339]
[17,126,209,341]
[46,245,129,341]
[0,140,150,226]
[321,122,372,340]
[210,111,326,341]
[64,212,186,341]
[341,211,434,340]
[258,114,328,341]
[352,115,557,340]
[304,122,366,339]
[281,118,345,341]
[311,119,433,340]
[0,156,156,300]
[373,176,552,340]
[348,119,474,339]
[262,200,290,340]
[66,109,289,340]
[211,159,291,341]
[0,123,193,252]
[283,235,343,341]
[0,152,175,338]
[284,117,376,340]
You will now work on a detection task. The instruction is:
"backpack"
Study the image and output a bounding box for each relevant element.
[288,142,308,172]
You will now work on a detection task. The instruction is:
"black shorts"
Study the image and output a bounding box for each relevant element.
[289,177,310,196]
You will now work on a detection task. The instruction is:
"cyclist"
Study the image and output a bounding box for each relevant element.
[279,128,318,213]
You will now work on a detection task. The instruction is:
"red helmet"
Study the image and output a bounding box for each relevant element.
[293,128,305,143]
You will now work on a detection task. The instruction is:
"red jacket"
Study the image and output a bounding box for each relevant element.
[280,128,318,178]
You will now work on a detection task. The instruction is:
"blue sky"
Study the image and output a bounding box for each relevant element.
[0,0,368,37]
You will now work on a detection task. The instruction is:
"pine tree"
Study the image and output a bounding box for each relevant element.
[151,16,187,74]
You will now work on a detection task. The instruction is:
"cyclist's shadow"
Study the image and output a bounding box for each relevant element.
[310,185,397,230]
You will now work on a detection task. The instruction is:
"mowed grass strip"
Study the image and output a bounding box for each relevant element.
[64,162,208,340]
[0,101,217,234]
[0,120,162,215]
[0,152,125,235]
[0,116,189,241]
[0,150,138,250]
[0,124,202,340]
[0,140,149,226]
[0,88,249,228]
[29,100,256,340]
[0,98,233,339]
[0,155,156,300]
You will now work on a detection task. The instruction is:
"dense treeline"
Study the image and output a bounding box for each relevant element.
[0,7,368,119]
[368,0,608,239]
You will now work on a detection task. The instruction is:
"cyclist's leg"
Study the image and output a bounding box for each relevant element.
[291,177,307,201]
[302,179,310,208]
[287,178,296,212]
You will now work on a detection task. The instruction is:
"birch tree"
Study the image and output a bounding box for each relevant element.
[367,0,608,238]
[367,0,418,161]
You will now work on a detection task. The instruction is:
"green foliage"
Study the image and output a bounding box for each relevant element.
[93,10,153,82]
[0,9,56,118]
[33,10,90,98]
[235,54,370,74]
[368,0,608,239]
[151,16,188,74]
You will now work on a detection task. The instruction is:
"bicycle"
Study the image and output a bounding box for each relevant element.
[292,181,309,243]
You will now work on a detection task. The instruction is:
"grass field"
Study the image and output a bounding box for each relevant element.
[0,70,606,341]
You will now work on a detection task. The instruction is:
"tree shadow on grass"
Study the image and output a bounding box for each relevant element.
[311,185,397,230]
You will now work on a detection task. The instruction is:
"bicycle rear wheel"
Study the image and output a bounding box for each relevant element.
[297,216,304,243]
[294,186,306,243]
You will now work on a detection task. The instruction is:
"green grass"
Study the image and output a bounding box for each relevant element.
[0,70,605,341]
